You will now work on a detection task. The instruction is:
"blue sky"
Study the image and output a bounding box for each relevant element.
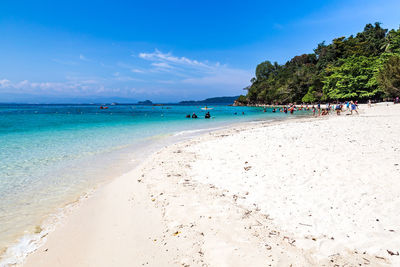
[0,0,399,103]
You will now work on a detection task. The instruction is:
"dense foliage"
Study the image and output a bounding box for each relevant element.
[377,54,400,97]
[238,23,400,104]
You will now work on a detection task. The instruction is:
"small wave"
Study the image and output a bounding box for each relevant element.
[0,192,93,267]
[0,231,48,267]
[173,126,223,137]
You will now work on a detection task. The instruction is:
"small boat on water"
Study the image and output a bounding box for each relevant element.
[100,106,109,109]
[201,106,213,110]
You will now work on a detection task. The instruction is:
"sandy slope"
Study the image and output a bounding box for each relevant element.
[22,103,400,267]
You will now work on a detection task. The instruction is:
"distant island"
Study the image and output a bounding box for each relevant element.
[137,100,153,105]
[236,23,400,105]
[179,96,240,105]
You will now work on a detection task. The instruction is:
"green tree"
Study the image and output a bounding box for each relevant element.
[377,54,400,97]
[384,28,400,53]
[322,56,383,100]
[255,61,277,81]
[355,22,387,56]
[302,85,322,103]
[236,95,248,104]
[238,23,395,105]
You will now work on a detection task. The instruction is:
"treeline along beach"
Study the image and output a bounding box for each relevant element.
[236,23,400,105]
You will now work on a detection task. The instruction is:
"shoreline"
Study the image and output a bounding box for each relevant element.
[0,102,295,259]
[4,104,400,266]
[0,114,303,266]
[16,119,303,267]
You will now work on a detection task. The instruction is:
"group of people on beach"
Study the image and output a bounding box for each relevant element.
[264,100,360,116]
[310,101,359,116]
[186,99,366,119]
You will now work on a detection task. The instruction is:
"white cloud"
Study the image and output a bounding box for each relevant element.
[0,76,151,98]
[115,76,143,82]
[151,62,174,69]
[0,78,104,95]
[1,50,252,100]
[131,68,145,73]
[0,79,12,88]
[117,62,146,74]
[138,49,252,87]
[138,49,214,69]
[79,54,89,61]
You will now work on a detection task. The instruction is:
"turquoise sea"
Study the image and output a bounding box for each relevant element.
[0,103,309,264]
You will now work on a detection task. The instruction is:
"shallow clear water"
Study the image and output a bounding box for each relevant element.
[0,103,309,261]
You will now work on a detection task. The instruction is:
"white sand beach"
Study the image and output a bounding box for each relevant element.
[21,104,400,267]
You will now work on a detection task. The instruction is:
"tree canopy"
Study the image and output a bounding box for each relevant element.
[238,23,400,104]
[377,54,400,97]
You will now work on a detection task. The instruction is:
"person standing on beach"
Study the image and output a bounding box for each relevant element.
[350,101,359,115]
[335,102,342,115]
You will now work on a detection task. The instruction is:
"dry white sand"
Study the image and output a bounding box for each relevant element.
[22,103,400,267]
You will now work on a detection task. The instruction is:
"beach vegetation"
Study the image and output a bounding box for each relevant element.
[239,23,400,104]
[377,54,400,97]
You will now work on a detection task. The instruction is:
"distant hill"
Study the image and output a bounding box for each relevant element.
[137,100,153,105]
[179,96,239,105]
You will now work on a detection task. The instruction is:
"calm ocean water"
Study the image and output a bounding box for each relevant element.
[0,103,308,264]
